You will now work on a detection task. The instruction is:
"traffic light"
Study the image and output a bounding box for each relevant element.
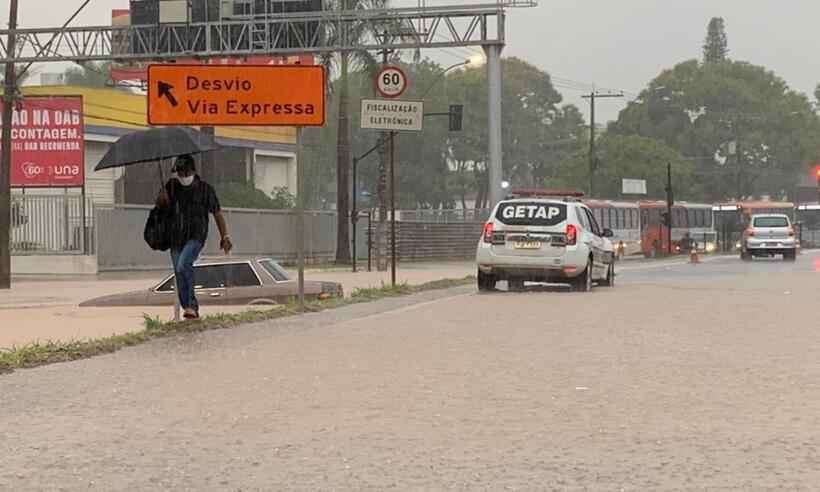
[449,104,463,132]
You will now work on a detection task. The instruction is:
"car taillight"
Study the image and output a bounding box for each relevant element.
[566,224,577,245]
[483,222,494,243]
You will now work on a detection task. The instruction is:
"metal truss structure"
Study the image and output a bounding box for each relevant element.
[0,3,518,64]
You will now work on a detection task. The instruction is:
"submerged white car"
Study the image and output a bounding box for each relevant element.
[476,192,616,292]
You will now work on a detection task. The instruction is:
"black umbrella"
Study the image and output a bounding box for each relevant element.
[94,126,221,171]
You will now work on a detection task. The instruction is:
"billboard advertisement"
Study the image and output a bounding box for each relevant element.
[2,96,85,188]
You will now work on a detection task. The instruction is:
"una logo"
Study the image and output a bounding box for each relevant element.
[501,205,561,220]
[21,162,44,179]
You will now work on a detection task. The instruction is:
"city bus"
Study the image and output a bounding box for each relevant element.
[639,201,716,257]
[585,200,641,258]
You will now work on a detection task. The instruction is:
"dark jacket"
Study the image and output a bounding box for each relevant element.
[164,176,221,248]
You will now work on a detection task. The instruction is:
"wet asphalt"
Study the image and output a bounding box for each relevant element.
[2,251,820,490]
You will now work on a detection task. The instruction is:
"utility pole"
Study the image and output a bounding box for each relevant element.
[665,161,674,256]
[0,0,19,290]
[581,90,623,197]
[375,35,393,272]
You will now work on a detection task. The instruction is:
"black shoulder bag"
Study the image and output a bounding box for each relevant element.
[144,207,173,251]
[144,183,177,252]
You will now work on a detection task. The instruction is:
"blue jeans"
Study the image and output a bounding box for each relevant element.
[170,240,203,311]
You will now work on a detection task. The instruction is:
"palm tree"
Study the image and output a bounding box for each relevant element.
[322,0,394,264]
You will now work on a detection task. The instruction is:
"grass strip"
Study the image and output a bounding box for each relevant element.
[0,275,475,375]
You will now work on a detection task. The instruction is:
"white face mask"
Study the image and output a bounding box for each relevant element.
[177,175,195,187]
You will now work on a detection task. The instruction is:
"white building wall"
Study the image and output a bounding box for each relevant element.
[253,150,297,196]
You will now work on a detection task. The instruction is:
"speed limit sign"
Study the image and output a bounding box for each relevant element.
[376,66,408,98]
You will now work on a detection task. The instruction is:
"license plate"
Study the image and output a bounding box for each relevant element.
[514,241,541,249]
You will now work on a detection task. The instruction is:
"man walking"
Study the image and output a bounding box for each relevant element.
[156,154,232,319]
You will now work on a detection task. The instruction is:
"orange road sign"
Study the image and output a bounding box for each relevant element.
[147,64,325,127]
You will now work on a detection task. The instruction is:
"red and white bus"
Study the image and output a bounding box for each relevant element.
[504,189,719,257]
[585,200,641,258]
[639,201,716,257]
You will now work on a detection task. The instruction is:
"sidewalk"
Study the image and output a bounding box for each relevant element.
[0,261,474,349]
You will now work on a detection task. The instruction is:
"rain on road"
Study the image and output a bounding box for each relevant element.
[3,252,820,490]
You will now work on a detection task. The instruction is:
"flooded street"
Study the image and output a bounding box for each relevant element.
[3,253,820,490]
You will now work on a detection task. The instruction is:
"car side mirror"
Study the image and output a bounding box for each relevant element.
[602,229,614,238]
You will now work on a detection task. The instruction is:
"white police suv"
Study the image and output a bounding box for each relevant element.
[476,190,616,292]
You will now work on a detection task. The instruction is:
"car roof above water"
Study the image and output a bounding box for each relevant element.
[751,213,790,220]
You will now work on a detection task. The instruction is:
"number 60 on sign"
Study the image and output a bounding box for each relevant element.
[375,66,407,98]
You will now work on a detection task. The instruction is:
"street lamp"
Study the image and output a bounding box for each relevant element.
[420,59,471,99]
[468,53,486,66]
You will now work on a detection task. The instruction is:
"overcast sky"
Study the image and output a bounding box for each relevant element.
[3,0,819,123]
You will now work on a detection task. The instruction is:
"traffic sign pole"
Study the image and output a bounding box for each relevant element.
[297,127,305,308]
[390,131,397,287]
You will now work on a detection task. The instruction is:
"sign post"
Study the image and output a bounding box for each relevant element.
[360,98,424,286]
[148,64,325,308]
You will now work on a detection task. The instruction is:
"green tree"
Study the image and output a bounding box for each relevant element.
[213,182,296,210]
[270,187,296,209]
[558,135,696,200]
[446,57,586,207]
[703,17,729,64]
[63,62,112,87]
[320,0,391,263]
[339,59,454,209]
[306,58,587,211]
[610,59,820,200]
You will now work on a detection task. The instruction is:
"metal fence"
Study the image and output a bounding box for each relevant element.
[9,196,489,268]
[799,229,820,248]
[10,194,93,255]
[394,208,491,223]
[95,205,339,271]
